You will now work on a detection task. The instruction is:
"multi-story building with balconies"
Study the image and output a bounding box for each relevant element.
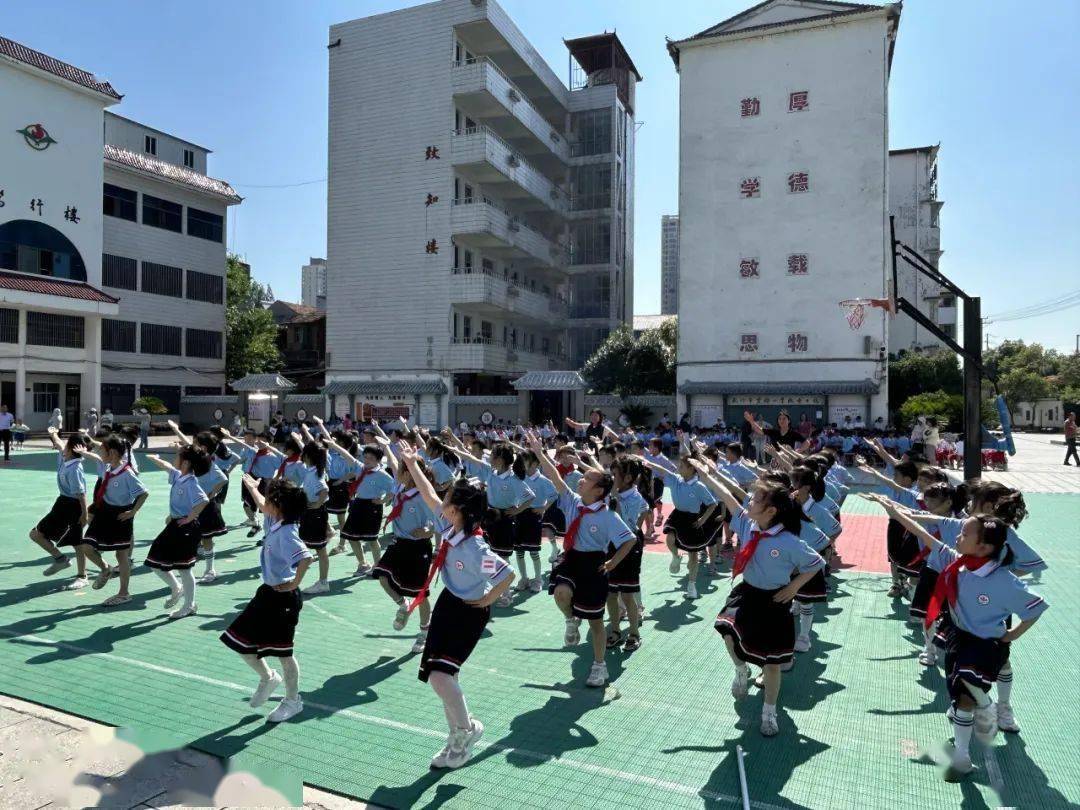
[660,214,679,315]
[324,0,638,427]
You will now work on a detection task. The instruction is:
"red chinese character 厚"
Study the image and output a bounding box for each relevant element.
[740,97,760,117]
[740,177,761,198]
[788,91,809,112]
[787,333,808,353]
[787,254,808,275]
[740,334,758,353]
[788,172,809,193]
[739,258,760,279]
[425,239,439,254]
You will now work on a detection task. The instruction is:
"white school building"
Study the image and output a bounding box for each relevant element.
[0,36,240,430]
[668,0,900,429]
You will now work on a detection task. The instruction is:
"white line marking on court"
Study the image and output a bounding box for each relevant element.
[1,629,786,809]
[983,745,1006,799]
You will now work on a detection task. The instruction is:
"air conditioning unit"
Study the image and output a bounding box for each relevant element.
[507,88,520,103]
[507,154,520,168]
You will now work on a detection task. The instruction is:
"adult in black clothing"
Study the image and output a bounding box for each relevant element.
[740,416,755,462]
[565,409,606,446]
[744,410,805,451]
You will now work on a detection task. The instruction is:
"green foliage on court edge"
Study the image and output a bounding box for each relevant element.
[225,254,281,384]
[898,389,996,431]
[888,350,962,414]
[582,319,677,397]
[131,396,167,415]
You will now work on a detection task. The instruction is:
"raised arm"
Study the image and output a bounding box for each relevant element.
[526,430,567,494]
[241,473,266,513]
[867,437,900,468]
[166,419,192,447]
[878,499,939,550]
[743,410,764,436]
[323,435,359,467]
[576,447,603,472]
[398,443,443,516]
[216,427,246,447]
[46,426,64,452]
[257,439,284,459]
[144,453,179,474]
[686,458,744,514]
[564,417,588,431]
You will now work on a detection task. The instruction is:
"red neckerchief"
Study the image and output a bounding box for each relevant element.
[732,530,766,578]
[556,462,575,478]
[924,554,993,629]
[94,463,131,509]
[909,528,940,567]
[247,446,269,474]
[384,488,419,528]
[348,466,373,498]
[276,453,300,479]
[562,501,605,553]
[407,529,484,613]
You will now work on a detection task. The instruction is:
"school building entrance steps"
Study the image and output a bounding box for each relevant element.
[1,450,1076,809]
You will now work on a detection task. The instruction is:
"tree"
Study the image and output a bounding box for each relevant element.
[131,396,167,415]
[225,254,281,384]
[898,390,964,432]
[888,349,962,413]
[581,319,677,396]
[998,368,1051,410]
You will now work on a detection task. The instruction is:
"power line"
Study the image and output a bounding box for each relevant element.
[984,289,1080,323]
[232,177,327,189]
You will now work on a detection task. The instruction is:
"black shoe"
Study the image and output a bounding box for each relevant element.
[247,526,259,538]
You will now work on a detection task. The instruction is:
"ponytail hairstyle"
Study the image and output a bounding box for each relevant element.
[446,478,487,534]
[118,424,140,447]
[968,479,1009,514]
[610,457,642,493]
[64,433,88,455]
[101,434,130,465]
[209,426,231,458]
[490,444,525,479]
[520,449,541,472]
[917,465,948,486]
[993,489,1027,528]
[702,445,720,464]
[195,430,220,456]
[922,482,968,516]
[179,445,212,477]
[893,460,919,484]
[969,515,1014,566]
[819,447,840,466]
[283,434,303,457]
[265,479,308,524]
[302,441,328,477]
[752,480,803,534]
[725,442,744,460]
[791,465,826,502]
[427,437,458,468]
[761,470,792,488]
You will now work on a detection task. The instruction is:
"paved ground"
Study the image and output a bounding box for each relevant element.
[0,440,1076,809]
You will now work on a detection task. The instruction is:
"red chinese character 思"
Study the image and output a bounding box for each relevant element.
[425,239,439,254]
[740,177,761,198]
[788,172,809,193]
[788,91,809,112]
[787,254,808,275]
[425,193,439,207]
[787,333,808,353]
[740,334,758,353]
[425,146,441,160]
[739,258,760,279]
[740,97,760,117]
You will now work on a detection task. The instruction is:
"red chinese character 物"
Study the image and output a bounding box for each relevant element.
[787,254,808,275]
[739,258,760,278]
[740,177,761,198]
[788,172,809,193]
[740,97,760,117]
[787,333,808,353]
[740,334,758,353]
[789,91,809,112]
[425,239,439,254]
[425,146,441,160]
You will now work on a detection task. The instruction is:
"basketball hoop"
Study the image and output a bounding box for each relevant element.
[839,297,893,330]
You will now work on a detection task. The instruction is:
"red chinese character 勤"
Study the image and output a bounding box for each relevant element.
[787,254,808,275]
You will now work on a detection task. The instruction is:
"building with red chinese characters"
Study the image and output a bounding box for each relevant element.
[668,0,900,428]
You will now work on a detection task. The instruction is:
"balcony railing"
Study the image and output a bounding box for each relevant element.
[451,126,567,215]
[450,197,569,268]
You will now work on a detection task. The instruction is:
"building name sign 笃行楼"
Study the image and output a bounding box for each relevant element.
[730,395,825,406]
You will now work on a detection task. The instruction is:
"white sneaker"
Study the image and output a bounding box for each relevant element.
[393,602,410,631]
[669,555,681,574]
[200,569,218,584]
[329,544,346,556]
[731,667,750,699]
[563,617,581,646]
[411,630,428,654]
[686,582,699,600]
[515,577,531,592]
[996,702,1020,733]
[585,661,608,688]
[430,740,453,769]
[918,650,937,667]
[163,590,182,610]
[496,592,512,608]
[944,752,974,782]
[250,671,283,708]
[760,711,779,737]
[43,556,71,576]
[67,576,89,590]
[268,697,303,723]
[353,563,372,577]
[529,577,543,593]
[169,602,198,620]
[91,567,113,590]
[974,704,998,743]
[548,547,560,564]
[793,634,811,653]
[444,719,484,769]
[303,579,330,595]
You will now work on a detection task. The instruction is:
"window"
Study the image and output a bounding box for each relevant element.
[141,322,182,355]
[102,254,137,290]
[463,315,472,340]
[0,220,87,280]
[26,312,84,348]
[185,386,222,396]
[571,109,612,157]
[103,183,137,221]
[569,219,611,265]
[569,272,612,318]
[480,320,493,341]
[142,195,182,232]
[140,384,180,413]
[102,319,137,352]
[141,262,183,297]
[571,163,612,211]
[187,207,224,243]
[145,135,157,155]
[101,383,136,414]
[33,382,60,413]
[185,270,224,304]
[183,149,195,168]
[0,308,16,343]
[185,328,223,358]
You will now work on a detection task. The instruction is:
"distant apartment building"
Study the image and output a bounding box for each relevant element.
[324,0,639,427]
[660,214,679,315]
[301,256,327,309]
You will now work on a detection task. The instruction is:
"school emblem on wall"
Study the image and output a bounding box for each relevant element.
[17,123,57,151]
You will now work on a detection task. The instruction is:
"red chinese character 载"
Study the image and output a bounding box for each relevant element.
[740,334,758,353]
[787,254,808,275]
[788,91,809,112]
[787,333,808,353]
[739,258,760,279]
[425,239,439,254]
[740,97,760,117]
[788,172,809,193]
[740,177,761,198]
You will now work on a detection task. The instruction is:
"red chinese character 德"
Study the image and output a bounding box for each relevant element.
[740,177,761,198]
[787,333,808,353]
[740,97,760,117]
[789,91,809,112]
[787,254,808,275]
[739,258,760,278]
[425,239,439,254]
[740,334,758,353]
[788,172,809,193]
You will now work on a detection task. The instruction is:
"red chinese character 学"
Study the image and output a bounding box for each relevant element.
[787,254,808,275]
[739,177,761,198]
[739,258,760,279]
[740,97,760,117]
[788,91,809,112]
[740,334,758,353]
[787,333,808,353]
[788,172,809,193]
[425,239,439,254]
[425,146,441,160]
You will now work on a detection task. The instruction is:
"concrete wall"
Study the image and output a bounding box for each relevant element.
[104,112,208,174]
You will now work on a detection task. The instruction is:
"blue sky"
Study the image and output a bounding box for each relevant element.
[5,0,1078,351]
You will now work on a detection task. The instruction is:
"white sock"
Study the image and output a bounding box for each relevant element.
[202,546,215,574]
[952,708,974,757]
[281,656,300,700]
[997,667,1013,705]
[798,603,814,636]
[735,662,748,678]
[178,568,196,608]
[429,671,470,730]
[530,551,541,579]
[515,551,528,581]
[923,624,937,655]
[763,701,777,717]
[155,569,180,596]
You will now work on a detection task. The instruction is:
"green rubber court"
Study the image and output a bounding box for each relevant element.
[1,449,1077,809]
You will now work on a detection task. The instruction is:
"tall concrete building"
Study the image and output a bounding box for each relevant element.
[669,0,899,429]
[301,257,326,310]
[324,0,639,427]
[660,214,679,315]
[888,145,952,353]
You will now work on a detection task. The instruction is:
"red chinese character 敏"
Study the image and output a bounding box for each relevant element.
[788,172,809,193]
[787,254,808,275]
[740,97,760,117]
[739,258,760,278]
[789,91,809,112]
[740,177,761,198]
